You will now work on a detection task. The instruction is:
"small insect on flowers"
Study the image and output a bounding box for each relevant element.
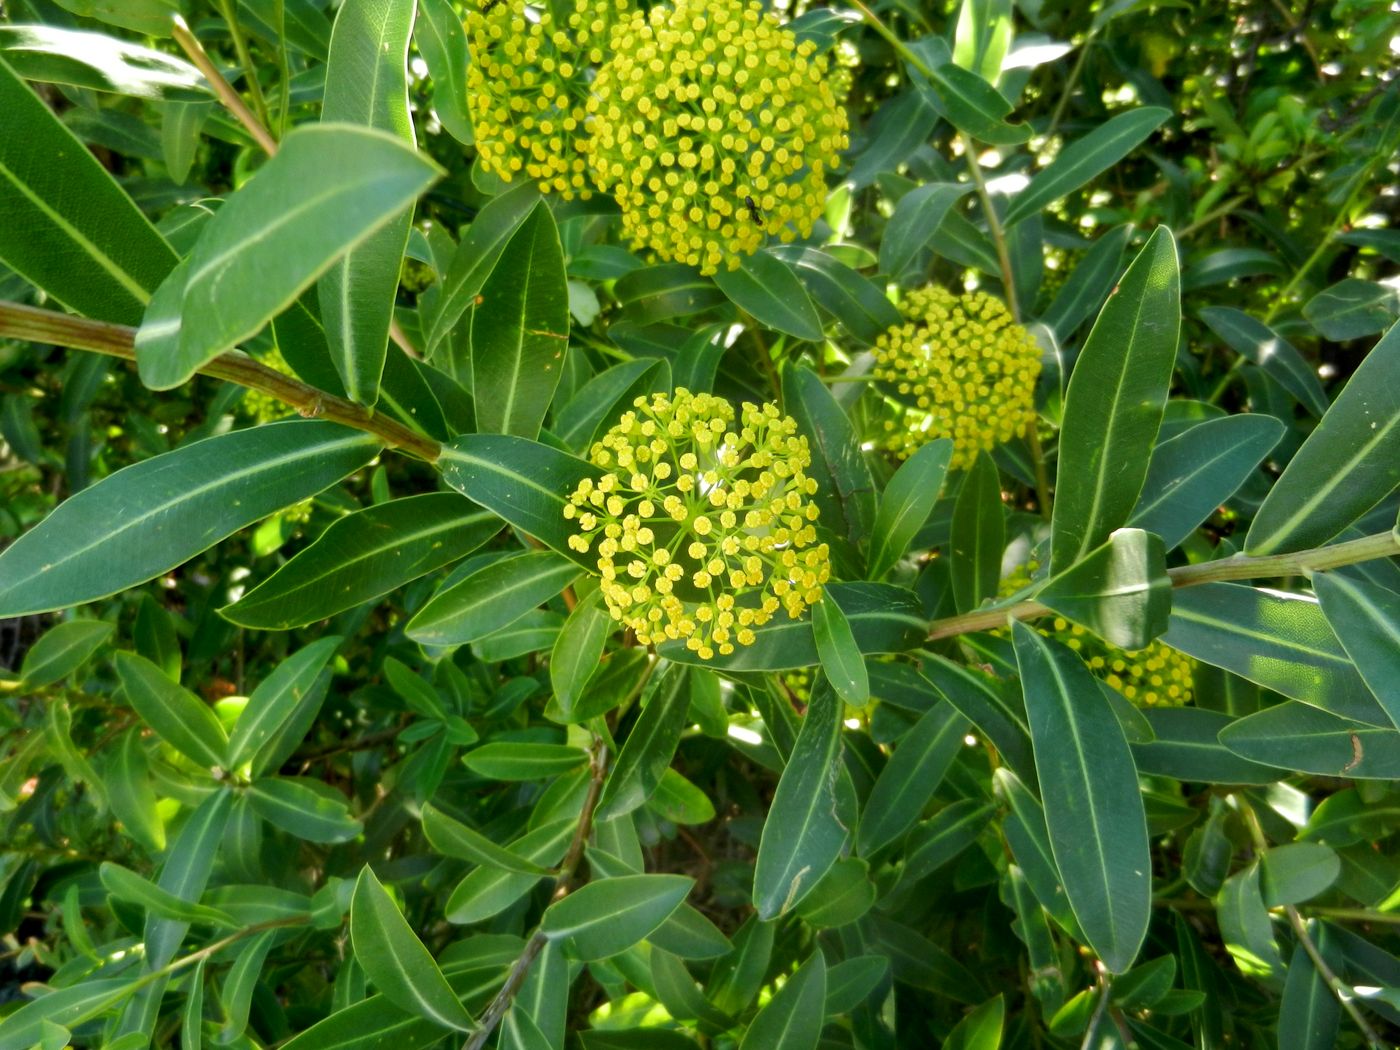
[481,0,503,11]
[744,195,764,224]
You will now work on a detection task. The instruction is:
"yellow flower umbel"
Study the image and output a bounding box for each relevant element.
[586,0,849,274]
[873,288,1041,470]
[466,0,629,197]
[998,562,1195,706]
[565,389,830,659]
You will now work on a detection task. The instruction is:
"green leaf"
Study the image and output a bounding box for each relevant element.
[550,591,613,718]
[227,636,340,774]
[541,874,692,961]
[0,419,380,617]
[472,204,571,438]
[895,799,995,892]
[445,819,574,924]
[598,666,690,820]
[858,702,968,857]
[406,550,581,646]
[1303,278,1400,341]
[1314,572,1400,730]
[136,124,440,389]
[98,863,235,927]
[1050,226,1180,572]
[249,777,362,843]
[1218,861,1284,982]
[114,652,228,770]
[1198,308,1329,417]
[219,930,276,1044]
[1013,623,1150,973]
[647,901,732,959]
[0,979,139,1050]
[134,595,180,680]
[350,867,475,1031]
[162,100,210,185]
[783,365,877,544]
[1037,528,1170,650]
[421,803,551,876]
[0,57,176,325]
[555,358,668,453]
[317,0,418,404]
[868,439,954,580]
[414,0,474,144]
[711,252,823,341]
[950,451,1004,613]
[944,994,1005,1050]
[462,742,588,780]
[770,246,904,344]
[794,857,876,928]
[1260,844,1340,906]
[824,955,889,1016]
[1279,925,1341,1050]
[1043,224,1132,341]
[108,731,164,853]
[812,592,870,706]
[422,182,542,357]
[1245,321,1400,554]
[0,25,206,99]
[51,0,178,35]
[1127,415,1285,550]
[1163,583,1385,724]
[920,64,1030,145]
[1004,108,1169,228]
[1219,702,1400,779]
[19,619,112,689]
[437,433,601,569]
[879,184,972,278]
[738,951,826,1050]
[224,494,498,629]
[276,995,447,1050]
[145,787,233,968]
[182,958,205,1050]
[1130,707,1285,784]
[753,679,849,919]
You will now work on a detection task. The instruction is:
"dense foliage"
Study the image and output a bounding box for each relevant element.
[0,1,1398,1048]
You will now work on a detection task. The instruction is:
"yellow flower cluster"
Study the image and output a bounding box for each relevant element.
[465,0,630,197]
[873,288,1041,470]
[585,0,849,274]
[998,563,1195,706]
[565,389,830,659]
[241,347,294,424]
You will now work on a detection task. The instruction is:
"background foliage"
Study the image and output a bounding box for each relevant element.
[1,1,1399,1048]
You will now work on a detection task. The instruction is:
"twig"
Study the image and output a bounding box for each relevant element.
[171,16,278,158]
[926,530,1400,641]
[0,302,442,462]
[462,737,610,1050]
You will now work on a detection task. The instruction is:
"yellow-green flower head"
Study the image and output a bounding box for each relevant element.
[241,347,294,424]
[873,287,1041,470]
[466,0,630,198]
[564,388,830,659]
[586,0,849,275]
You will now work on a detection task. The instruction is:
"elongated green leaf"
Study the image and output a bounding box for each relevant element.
[1220,703,1400,779]
[880,182,972,278]
[1246,321,1400,554]
[53,0,178,35]
[114,652,228,770]
[0,979,139,1050]
[648,901,732,959]
[1013,622,1149,973]
[550,591,612,718]
[224,494,497,629]
[824,956,890,1017]
[423,182,542,357]
[1050,227,1180,572]
[1279,925,1341,1050]
[794,855,874,927]
[414,0,473,144]
[858,703,968,857]
[463,742,587,780]
[813,594,869,706]
[753,680,848,919]
[276,994,449,1050]
[783,365,877,543]
[137,124,440,388]
[19,619,112,688]
[406,550,581,646]
[1199,307,1329,417]
[445,819,574,924]
[146,787,233,968]
[472,204,570,438]
[894,798,994,892]
[0,58,177,325]
[944,994,1005,1050]
[598,666,690,819]
[437,434,601,569]
[555,358,667,453]
[0,420,380,617]
[98,863,235,927]
[1037,528,1169,650]
[182,958,204,1050]
[769,246,904,345]
[225,636,340,773]
[1304,278,1399,341]
[1315,572,1400,730]
[421,803,550,876]
[1163,583,1385,724]
[250,777,362,843]
[920,65,1030,145]
[1127,414,1285,550]
[1043,224,1131,341]
[950,451,1004,613]
[351,867,475,1031]
[541,874,692,961]
[712,252,823,341]
[108,731,164,853]
[1130,707,1285,784]
[1004,108,1169,227]
[1260,844,1340,906]
[738,952,826,1050]
[318,0,418,404]
[868,439,954,580]
[0,25,207,99]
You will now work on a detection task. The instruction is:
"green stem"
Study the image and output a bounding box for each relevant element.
[1265,162,1377,323]
[213,0,273,136]
[0,302,442,462]
[172,16,278,157]
[926,529,1400,641]
[1045,31,1094,139]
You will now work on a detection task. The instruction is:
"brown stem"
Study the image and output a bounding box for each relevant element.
[462,737,610,1049]
[926,530,1400,641]
[172,16,278,157]
[0,302,441,462]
